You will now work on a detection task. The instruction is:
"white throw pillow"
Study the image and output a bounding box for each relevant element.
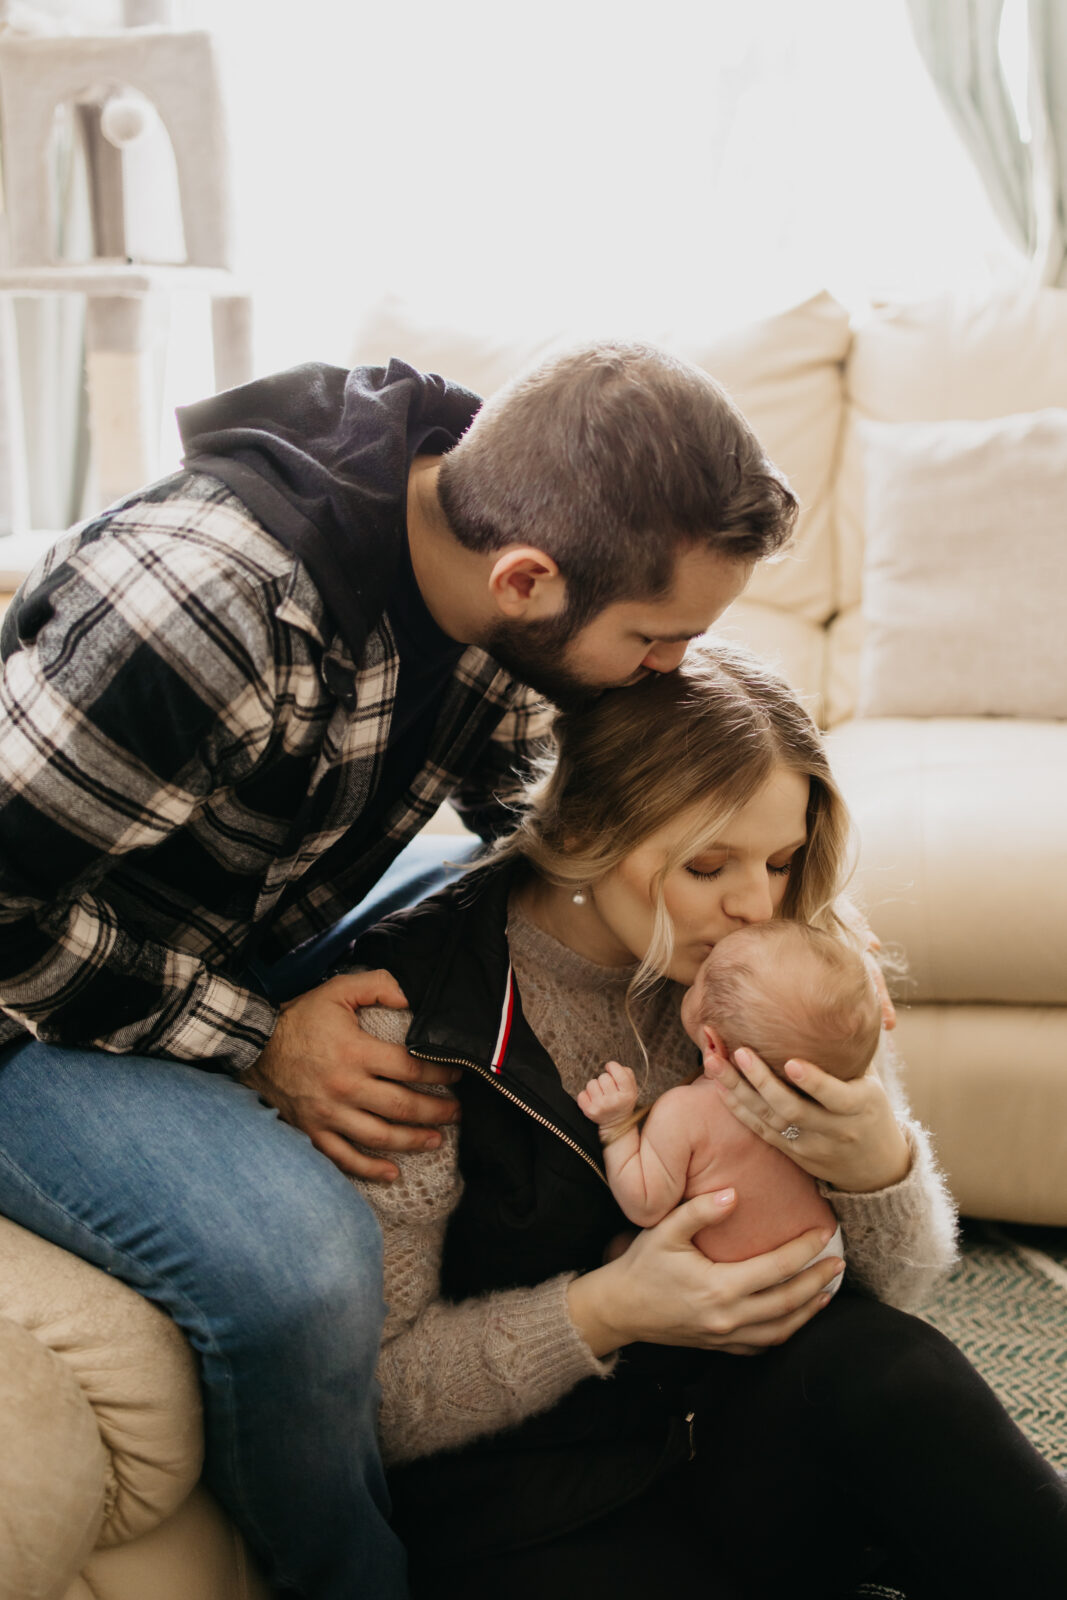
[857,410,1067,719]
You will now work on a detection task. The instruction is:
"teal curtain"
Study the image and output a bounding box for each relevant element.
[907,0,1067,286]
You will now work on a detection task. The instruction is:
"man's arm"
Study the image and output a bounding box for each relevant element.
[0,524,466,1174]
[0,529,283,1073]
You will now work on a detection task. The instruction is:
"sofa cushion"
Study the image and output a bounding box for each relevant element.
[892,1004,1067,1225]
[76,1486,271,1600]
[352,291,851,629]
[711,597,826,721]
[671,292,850,627]
[826,717,1067,1005]
[0,1218,203,1549]
[0,1316,106,1600]
[855,409,1067,718]
[830,283,1067,722]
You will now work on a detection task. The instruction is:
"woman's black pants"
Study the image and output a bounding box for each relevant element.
[403,1291,1067,1600]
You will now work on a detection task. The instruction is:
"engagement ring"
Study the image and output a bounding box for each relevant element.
[781,1123,801,1141]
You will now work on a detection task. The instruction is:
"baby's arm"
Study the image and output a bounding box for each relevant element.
[578,1062,693,1227]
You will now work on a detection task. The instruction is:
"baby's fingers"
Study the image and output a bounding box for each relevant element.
[604,1060,638,1092]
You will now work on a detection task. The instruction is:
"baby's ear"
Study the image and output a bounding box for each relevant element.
[701,1024,729,1073]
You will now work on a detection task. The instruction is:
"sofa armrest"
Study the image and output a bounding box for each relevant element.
[0,1315,106,1600]
[0,1218,204,1559]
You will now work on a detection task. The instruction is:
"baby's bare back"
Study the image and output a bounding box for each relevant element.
[643,1077,836,1261]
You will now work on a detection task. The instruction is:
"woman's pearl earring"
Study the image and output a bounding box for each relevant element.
[571,887,587,907]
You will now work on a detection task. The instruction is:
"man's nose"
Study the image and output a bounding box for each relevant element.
[641,639,689,674]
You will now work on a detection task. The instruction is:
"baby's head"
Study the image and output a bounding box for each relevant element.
[680,920,881,1082]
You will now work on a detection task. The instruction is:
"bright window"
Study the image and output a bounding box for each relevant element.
[181,0,1024,374]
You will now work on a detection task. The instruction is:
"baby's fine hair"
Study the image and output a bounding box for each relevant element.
[691,920,881,1081]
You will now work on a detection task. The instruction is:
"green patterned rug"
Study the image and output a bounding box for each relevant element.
[918,1221,1067,1469]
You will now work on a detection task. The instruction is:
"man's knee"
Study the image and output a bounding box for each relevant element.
[0,1042,387,1361]
[197,1160,386,1359]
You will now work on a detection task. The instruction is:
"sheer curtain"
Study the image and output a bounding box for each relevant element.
[180,0,1022,379]
[907,0,1067,287]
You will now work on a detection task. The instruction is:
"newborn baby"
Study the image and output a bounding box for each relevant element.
[578,919,882,1277]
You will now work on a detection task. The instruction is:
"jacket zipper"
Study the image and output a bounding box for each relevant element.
[410,1046,609,1187]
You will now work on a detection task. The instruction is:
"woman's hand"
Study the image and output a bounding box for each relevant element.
[708,1048,911,1194]
[567,1191,842,1357]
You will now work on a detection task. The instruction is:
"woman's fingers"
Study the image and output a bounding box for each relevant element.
[719,1046,860,1131]
[717,1289,836,1354]
[709,1048,816,1145]
[730,1046,805,1117]
[726,1223,840,1296]
[667,1198,837,1299]
[573,1201,842,1355]
[778,1055,857,1113]
[656,1186,740,1246]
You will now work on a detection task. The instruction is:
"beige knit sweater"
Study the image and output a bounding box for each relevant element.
[355,901,959,1467]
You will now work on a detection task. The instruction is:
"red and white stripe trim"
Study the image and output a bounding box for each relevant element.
[490,962,515,1073]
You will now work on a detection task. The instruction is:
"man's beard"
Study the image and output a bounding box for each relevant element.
[484,613,605,712]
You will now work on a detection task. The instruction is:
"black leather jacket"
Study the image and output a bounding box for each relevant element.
[347,861,699,1560]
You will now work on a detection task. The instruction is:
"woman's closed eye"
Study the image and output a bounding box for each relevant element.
[684,859,794,881]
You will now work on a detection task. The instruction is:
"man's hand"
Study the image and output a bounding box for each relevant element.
[242,971,461,1182]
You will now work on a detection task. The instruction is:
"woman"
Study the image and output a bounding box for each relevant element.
[342,643,1067,1599]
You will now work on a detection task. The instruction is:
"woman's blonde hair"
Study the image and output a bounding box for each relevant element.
[498,639,857,997]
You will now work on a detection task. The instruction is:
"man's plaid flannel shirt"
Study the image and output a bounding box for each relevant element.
[0,473,552,1075]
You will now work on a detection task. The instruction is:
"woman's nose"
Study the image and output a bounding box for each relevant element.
[641,639,689,674]
[723,874,775,925]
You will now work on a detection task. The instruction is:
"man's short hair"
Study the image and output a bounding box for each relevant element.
[437,340,798,625]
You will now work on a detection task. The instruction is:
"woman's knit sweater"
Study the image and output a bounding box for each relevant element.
[355,899,959,1467]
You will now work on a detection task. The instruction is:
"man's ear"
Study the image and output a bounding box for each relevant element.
[487,547,564,619]
[701,1024,730,1074]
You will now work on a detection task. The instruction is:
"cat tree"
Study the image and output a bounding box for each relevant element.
[0,6,252,546]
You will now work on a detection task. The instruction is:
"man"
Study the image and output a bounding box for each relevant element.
[0,342,795,1596]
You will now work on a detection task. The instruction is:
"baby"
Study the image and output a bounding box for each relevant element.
[578,919,882,1279]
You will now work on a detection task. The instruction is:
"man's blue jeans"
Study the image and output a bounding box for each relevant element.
[0,1040,404,1597]
[0,835,479,1597]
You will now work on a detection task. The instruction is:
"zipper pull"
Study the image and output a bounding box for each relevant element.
[685,1410,696,1460]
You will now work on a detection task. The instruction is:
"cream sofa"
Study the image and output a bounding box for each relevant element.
[2,284,1065,1599]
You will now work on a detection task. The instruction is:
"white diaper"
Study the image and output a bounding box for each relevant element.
[804,1223,845,1298]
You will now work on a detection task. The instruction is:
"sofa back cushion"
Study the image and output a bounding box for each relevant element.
[856,408,1067,719]
[830,283,1067,723]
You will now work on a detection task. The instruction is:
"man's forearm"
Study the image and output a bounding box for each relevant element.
[0,895,278,1074]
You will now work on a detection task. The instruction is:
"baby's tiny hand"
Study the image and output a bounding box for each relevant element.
[577,1060,639,1128]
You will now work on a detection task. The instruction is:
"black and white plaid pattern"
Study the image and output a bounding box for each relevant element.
[0,472,552,1074]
